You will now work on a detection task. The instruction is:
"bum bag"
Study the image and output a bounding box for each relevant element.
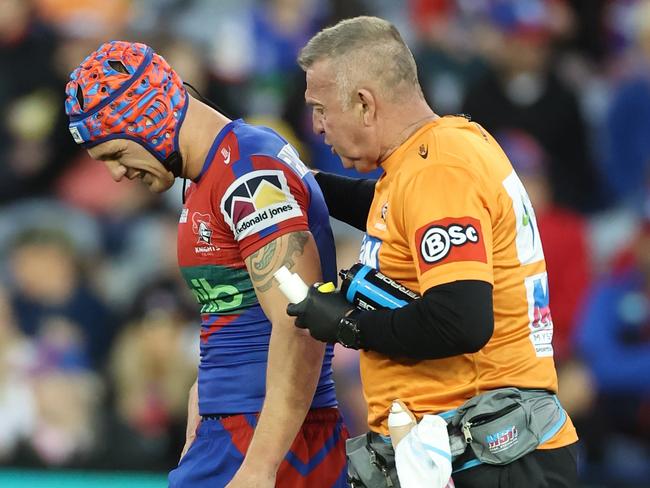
[444,387,567,470]
[345,387,568,487]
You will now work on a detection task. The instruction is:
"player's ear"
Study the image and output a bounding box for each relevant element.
[357,88,376,126]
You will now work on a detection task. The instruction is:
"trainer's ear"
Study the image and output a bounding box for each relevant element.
[357,88,376,126]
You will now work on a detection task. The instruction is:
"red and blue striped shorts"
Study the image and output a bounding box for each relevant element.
[169,407,349,487]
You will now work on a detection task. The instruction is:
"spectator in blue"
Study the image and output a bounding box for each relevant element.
[6,228,114,369]
[575,207,650,482]
[602,0,650,208]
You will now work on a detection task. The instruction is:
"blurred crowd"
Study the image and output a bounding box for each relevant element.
[1,0,650,485]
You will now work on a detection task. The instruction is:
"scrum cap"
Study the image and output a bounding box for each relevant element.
[64,41,188,176]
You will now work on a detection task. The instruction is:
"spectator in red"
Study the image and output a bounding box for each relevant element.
[497,128,591,363]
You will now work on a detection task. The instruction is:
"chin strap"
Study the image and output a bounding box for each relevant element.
[163,151,183,178]
[163,150,187,205]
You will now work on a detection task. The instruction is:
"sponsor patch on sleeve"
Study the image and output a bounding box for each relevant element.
[220,169,303,240]
[416,216,487,272]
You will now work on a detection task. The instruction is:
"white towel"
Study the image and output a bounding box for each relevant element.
[394,414,455,488]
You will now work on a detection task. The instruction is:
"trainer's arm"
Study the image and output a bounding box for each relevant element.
[314,171,376,230]
[358,280,494,359]
[232,231,326,483]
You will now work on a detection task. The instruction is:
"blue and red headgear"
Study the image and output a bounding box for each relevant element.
[64,41,188,177]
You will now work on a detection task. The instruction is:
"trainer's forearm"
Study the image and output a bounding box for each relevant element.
[240,320,325,474]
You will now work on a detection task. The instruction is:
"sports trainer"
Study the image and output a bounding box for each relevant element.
[64,41,348,488]
[288,16,579,488]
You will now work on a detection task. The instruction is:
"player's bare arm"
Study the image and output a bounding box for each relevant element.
[247,231,309,293]
[226,231,326,486]
[179,378,199,461]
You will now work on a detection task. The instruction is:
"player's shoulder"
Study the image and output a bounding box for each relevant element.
[232,120,288,160]
[231,121,310,176]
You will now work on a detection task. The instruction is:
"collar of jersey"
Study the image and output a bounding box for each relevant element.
[196,118,242,181]
[381,119,440,174]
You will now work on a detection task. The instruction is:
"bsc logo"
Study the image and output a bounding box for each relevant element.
[416,217,486,272]
[420,224,479,263]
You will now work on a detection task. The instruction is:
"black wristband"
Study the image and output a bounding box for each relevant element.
[336,309,364,349]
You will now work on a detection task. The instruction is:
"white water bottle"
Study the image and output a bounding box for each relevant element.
[388,399,417,450]
[274,266,309,304]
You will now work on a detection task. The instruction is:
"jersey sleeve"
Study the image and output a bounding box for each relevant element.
[216,154,311,259]
[403,164,494,292]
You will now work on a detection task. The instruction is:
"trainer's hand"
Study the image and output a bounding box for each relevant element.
[286,285,355,343]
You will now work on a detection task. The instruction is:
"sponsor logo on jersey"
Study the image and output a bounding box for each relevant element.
[277,144,309,177]
[502,171,544,265]
[189,278,243,314]
[221,170,302,240]
[180,265,257,318]
[221,146,231,165]
[416,216,486,272]
[525,272,554,357]
[381,203,388,221]
[359,234,382,269]
[191,212,220,253]
[418,144,428,159]
[374,203,389,231]
[179,208,189,223]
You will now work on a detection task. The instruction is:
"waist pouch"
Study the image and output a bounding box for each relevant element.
[346,432,399,488]
[448,387,566,466]
[344,388,566,486]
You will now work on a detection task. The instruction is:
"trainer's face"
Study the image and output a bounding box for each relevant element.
[305,60,380,173]
[87,139,175,193]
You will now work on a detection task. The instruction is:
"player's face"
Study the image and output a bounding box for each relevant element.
[305,61,380,173]
[87,139,175,193]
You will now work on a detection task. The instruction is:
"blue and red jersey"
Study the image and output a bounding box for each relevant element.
[177,119,338,415]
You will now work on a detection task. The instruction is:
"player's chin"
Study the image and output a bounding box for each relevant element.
[147,176,175,193]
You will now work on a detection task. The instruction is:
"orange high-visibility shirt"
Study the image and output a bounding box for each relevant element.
[359,116,577,449]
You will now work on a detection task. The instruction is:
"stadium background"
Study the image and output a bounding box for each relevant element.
[1,0,649,486]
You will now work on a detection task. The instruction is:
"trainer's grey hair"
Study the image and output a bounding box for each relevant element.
[298,16,423,107]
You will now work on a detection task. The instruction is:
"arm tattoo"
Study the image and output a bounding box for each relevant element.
[248,232,310,292]
[254,240,276,272]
